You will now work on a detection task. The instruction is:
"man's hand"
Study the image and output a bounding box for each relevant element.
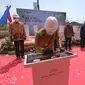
[59,48,65,52]
[35,47,44,53]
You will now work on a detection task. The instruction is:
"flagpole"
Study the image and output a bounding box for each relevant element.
[37,0,40,10]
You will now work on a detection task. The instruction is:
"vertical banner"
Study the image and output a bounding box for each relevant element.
[33,24,38,36]
[24,22,30,40]
[59,25,65,42]
[73,26,80,40]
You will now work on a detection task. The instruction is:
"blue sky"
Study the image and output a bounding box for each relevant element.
[0,0,85,23]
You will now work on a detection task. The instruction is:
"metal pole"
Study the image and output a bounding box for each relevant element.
[37,0,40,10]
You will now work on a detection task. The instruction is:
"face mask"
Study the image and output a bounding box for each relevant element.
[46,28,57,35]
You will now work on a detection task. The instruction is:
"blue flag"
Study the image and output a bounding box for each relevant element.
[0,5,11,25]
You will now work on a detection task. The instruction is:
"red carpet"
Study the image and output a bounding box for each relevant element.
[0,55,33,85]
[0,36,85,85]
[0,37,35,85]
[69,48,85,85]
[0,47,85,85]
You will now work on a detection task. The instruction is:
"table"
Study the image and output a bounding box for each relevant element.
[24,51,77,85]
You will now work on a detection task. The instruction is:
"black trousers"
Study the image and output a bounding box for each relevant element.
[80,37,85,48]
[14,40,24,58]
[65,37,72,50]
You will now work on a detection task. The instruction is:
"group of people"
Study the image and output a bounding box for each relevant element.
[8,13,85,60]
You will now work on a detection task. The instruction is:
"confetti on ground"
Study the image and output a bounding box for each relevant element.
[0,42,85,85]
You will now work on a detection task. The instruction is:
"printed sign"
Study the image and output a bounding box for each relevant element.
[17,8,66,35]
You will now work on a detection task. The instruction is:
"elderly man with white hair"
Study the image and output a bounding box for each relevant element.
[35,16,62,53]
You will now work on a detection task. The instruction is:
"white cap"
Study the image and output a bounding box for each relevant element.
[44,16,58,35]
[44,16,58,27]
[13,13,20,18]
